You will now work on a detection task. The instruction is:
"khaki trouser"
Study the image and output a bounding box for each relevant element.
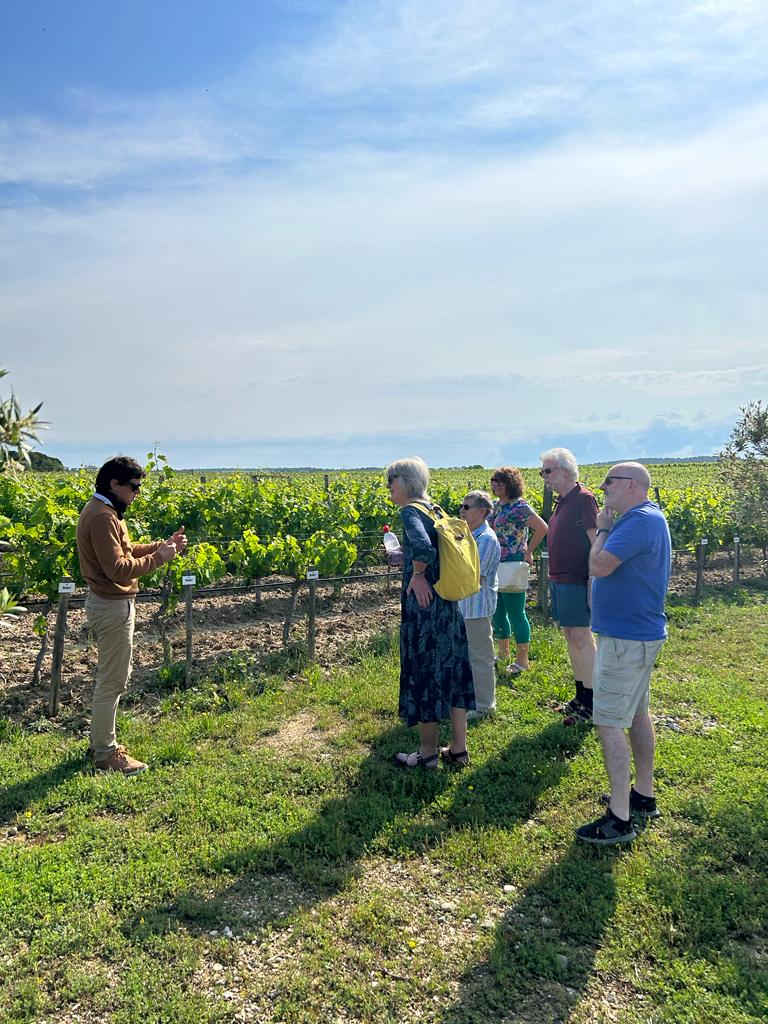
[463,616,496,712]
[85,592,135,759]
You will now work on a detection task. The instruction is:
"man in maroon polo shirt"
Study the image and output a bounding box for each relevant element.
[539,448,599,723]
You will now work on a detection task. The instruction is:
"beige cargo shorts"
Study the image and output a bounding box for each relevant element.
[593,635,665,728]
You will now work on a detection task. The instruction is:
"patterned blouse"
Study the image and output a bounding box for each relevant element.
[489,499,535,562]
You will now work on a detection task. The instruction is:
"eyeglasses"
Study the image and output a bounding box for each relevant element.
[601,476,634,486]
[127,481,142,492]
[539,468,557,476]
[460,503,477,511]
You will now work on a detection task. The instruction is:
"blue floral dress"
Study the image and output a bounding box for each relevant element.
[398,503,475,726]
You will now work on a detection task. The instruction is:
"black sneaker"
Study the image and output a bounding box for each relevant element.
[563,701,592,726]
[601,787,660,821]
[558,697,581,715]
[575,810,636,846]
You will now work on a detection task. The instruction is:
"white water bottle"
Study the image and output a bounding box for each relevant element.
[382,525,402,556]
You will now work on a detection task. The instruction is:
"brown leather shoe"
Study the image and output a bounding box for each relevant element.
[94,746,148,776]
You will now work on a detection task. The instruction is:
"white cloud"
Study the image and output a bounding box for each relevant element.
[0,99,251,187]
[4,107,766,422]
[1,2,766,465]
[1,0,767,192]
[290,0,768,102]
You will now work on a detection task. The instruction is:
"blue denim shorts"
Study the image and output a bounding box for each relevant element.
[549,582,591,628]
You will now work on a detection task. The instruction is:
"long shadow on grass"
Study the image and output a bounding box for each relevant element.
[125,717,590,940]
[0,752,86,823]
[440,788,768,1023]
[440,839,620,1024]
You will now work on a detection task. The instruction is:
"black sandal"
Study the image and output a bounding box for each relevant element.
[394,750,439,770]
[439,746,470,767]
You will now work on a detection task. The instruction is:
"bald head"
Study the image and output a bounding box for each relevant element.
[610,462,651,489]
[599,461,651,513]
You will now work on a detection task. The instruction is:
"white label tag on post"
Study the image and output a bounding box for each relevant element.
[701,538,708,545]
[734,536,740,543]
[306,570,319,580]
[182,574,197,586]
[58,580,76,594]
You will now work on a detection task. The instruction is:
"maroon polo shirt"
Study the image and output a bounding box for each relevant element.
[546,483,599,585]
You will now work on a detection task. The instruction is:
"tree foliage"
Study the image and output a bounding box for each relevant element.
[719,401,768,547]
[0,367,48,470]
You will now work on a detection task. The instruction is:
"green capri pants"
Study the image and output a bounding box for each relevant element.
[493,590,531,643]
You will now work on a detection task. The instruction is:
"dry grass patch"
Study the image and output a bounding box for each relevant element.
[258,710,346,755]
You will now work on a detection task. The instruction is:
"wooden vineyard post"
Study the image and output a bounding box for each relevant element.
[182,573,196,687]
[542,486,553,523]
[694,538,707,605]
[538,483,553,623]
[654,486,662,507]
[306,567,319,662]
[733,535,740,587]
[49,577,75,716]
[324,474,332,511]
[538,551,550,621]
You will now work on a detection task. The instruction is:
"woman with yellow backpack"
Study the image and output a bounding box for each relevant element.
[385,456,476,769]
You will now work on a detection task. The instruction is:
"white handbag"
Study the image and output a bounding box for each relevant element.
[497,560,530,593]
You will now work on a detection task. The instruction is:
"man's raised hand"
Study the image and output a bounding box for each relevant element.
[158,540,178,562]
[167,526,188,552]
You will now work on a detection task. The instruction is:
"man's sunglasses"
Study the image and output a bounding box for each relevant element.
[601,476,633,486]
[126,481,142,492]
[539,468,556,476]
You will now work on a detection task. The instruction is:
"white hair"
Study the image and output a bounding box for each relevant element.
[539,447,579,479]
[385,456,430,499]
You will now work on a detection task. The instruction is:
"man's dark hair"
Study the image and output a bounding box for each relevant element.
[95,456,145,493]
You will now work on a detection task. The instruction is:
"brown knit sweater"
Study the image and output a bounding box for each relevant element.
[76,497,165,599]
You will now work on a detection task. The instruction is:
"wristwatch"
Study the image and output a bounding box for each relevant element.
[596,528,611,536]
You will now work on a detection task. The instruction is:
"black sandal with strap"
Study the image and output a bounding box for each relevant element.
[394,750,439,770]
[439,746,470,767]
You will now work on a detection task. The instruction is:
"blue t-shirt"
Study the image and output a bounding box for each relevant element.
[591,502,672,641]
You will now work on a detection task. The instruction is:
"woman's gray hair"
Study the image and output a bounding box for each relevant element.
[464,489,493,516]
[385,456,430,499]
[539,447,579,479]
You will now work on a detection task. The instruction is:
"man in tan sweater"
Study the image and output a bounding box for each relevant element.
[77,456,187,774]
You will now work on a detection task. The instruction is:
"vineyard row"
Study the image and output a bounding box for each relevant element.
[27,539,760,719]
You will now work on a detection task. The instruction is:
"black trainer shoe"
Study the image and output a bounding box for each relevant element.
[563,701,593,726]
[575,810,636,846]
[558,697,581,716]
[601,787,661,821]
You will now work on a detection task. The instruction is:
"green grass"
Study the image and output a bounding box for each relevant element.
[1,594,767,1023]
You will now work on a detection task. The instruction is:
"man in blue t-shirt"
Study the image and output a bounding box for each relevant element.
[575,462,672,846]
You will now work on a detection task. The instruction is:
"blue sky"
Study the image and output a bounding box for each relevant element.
[2,0,767,468]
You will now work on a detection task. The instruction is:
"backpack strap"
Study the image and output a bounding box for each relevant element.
[407,500,444,521]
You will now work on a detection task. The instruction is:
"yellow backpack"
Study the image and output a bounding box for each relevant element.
[408,502,480,602]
